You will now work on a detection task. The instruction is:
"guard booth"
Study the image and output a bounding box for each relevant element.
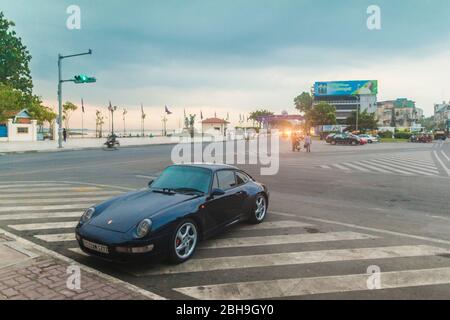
[0,124,7,138]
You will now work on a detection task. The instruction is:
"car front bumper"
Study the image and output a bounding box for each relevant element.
[75,223,170,261]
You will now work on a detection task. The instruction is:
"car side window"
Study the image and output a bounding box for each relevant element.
[236,171,249,185]
[216,170,236,190]
[212,173,219,189]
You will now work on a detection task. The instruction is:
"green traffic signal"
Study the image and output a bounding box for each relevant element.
[74,75,96,84]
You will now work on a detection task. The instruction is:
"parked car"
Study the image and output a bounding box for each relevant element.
[434,131,448,141]
[75,164,269,264]
[325,133,337,144]
[358,134,379,144]
[328,133,364,145]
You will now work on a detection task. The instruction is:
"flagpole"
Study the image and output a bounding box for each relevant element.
[81,98,84,139]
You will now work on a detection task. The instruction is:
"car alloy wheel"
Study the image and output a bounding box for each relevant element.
[251,195,267,224]
[174,221,198,261]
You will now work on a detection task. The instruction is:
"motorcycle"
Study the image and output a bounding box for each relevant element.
[104,134,120,150]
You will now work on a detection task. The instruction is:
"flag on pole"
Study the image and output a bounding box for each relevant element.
[165,106,172,115]
[81,98,85,113]
[108,101,112,112]
[184,108,186,118]
[200,111,203,120]
[141,104,146,119]
[226,112,230,121]
[214,111,217,118]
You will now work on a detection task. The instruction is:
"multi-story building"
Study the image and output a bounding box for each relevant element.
[434,102,450,130]
[313,80,378,125]
[377,98,422,129]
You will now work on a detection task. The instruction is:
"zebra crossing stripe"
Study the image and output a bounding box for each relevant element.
[0,191,120,199]
[374,158,439,175]
[0,187,102,194]
[357,161,392,173]
[434,151,450,177]
[0,204,90,213]
[175,267,450,300]
[9,221,77,231]
[383,156,435,167]
[200,231,377,249]
[339,163,371,172]
[68,248,88,256]
[0,196,111,205]
[0,183,71,189]
[441,151,450,162]
[238,221,312,230]
[380,156,439,171]
[320,165,332,169]
[0,211,82,221]
[368,159,416,176]
[34,233,76,242]
[332,164,352,171]
[139,245,448,275]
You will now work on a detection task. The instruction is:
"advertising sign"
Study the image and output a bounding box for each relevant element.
[314,80,378,96]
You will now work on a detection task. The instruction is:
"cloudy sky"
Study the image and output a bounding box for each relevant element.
[2,0,450,130]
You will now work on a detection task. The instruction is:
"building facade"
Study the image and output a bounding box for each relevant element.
[434,102,450,130]
[377,98,423,129]
[313,80,378,125]
[0,109,38,142]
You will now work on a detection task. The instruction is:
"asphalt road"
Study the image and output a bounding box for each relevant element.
[0,138,449,299]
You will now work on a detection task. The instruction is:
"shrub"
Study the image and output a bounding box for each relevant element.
[394,132,412,139]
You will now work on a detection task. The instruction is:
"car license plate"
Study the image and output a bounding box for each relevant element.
[82,239,109,254]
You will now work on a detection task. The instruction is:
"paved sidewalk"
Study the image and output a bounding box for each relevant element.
[0,229,164,300]
[0,135,239,154]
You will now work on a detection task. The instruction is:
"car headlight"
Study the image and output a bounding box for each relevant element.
[81,207,95,223]
[136,219,152,238]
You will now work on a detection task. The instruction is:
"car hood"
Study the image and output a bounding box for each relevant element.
[89,189,197,233]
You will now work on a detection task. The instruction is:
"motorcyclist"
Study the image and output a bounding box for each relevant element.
[291,131,301,152]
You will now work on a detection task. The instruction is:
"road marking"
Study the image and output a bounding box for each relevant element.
[34,233,76,242]
[0,196,111,205]
[332,164,352,171]
[372,158,438,175]
[135,175,158,180]
[319,165,332,169]
[238,220,312,230]
[0,187,102,193]
[441,150,450,162]
[434,151,450,177]
[368,159,416,176]
[382,156,436,167]
[0,183,70,189]
[68,247,88,256]
[175,267,450,300]
[357,161,392,173]
[0,211,82,221]
[0,204,91,213]
[339,163,371,172]
[271,211,450,246]
[0,226,166,300]
[140,245,447,275]
[200,231,378,249]
[0,190,120,199]
[9,221,77,231]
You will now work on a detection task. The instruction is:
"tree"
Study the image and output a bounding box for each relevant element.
[419,116,435,131]
[95,110,105,138]
[249,109,274,128]
[0,12,33,96]
[28,100,56,133]
[309,102,337,126]
[63,101,78,131]
[346,110,378,132]
[184,114,196,138]
[0,84,23,122]
[294,92,314,129]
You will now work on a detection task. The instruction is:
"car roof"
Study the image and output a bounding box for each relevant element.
[171,163,239,172]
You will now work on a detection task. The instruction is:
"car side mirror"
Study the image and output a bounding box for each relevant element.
[148,180,154,188]
[210,188,225,197]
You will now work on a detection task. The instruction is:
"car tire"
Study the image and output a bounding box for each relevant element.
[249,194,268,224]
[168,219,199,264]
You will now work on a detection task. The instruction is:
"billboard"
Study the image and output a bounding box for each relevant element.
[314,80,378,96]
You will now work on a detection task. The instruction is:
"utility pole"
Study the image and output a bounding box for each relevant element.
[355,95,361,132]
[57,49,93,148]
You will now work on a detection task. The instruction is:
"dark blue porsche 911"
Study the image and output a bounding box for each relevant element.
[75,164,269,264]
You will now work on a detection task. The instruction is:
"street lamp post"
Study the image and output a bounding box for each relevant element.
[108,105,118,135]
[355,95,361,132]
[57,49,93,148]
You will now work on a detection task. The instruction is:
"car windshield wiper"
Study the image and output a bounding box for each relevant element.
[173,187,205,195]
[152,188,176,195]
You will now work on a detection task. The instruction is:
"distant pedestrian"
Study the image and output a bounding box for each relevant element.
[304,134,312,153]
[63,128,67,142]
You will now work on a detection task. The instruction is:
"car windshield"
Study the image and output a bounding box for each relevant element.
[151,166,212,194]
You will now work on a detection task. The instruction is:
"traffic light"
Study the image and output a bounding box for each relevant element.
[74,75,96,84]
